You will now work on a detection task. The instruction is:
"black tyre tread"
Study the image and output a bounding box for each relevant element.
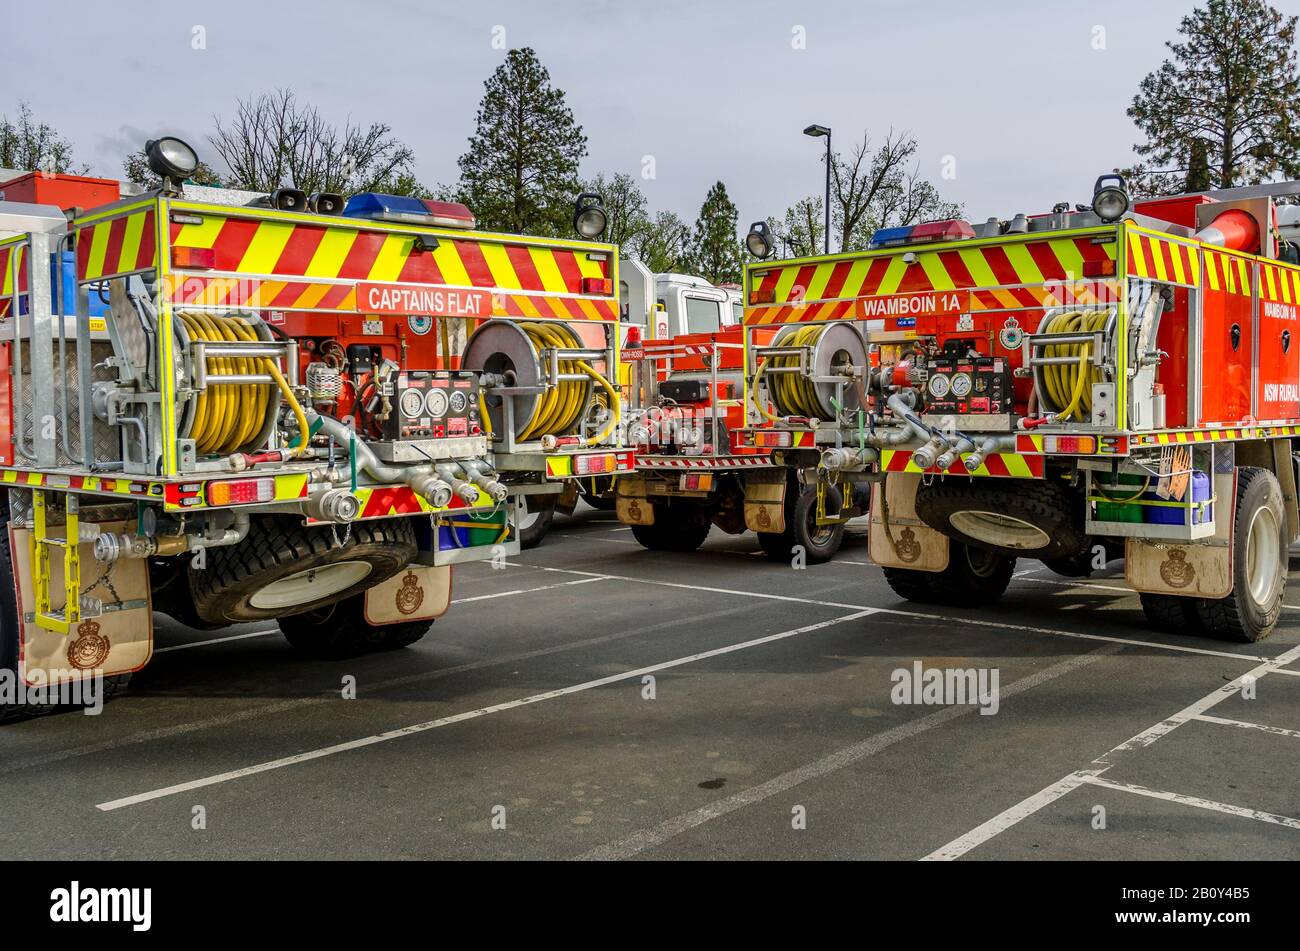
[1193,467,1285,642]
[278,592,433,659]
[881,543,1013,607]
[630,502,711,552]
[915,479,1086,561]
[1139,592,1202,634]
[518,500,555,550]
[190,516,417,624]
[758,484,845,564]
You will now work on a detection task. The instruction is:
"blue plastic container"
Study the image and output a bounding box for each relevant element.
[1145,471,1212,525]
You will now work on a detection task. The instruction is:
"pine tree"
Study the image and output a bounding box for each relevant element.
[456,48,587,236]
[1127,0,1300,191]
[687,181,743,284]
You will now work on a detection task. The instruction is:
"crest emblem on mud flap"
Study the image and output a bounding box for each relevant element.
[896,526,921,563]
[67,619,111,670]
[1159,548,1196,589]
[627,499,642,521]
[395,571,424,616]
[756,504,772,530]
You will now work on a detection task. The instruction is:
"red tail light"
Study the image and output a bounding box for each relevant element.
[172,247,215,269]
[1082,259,1117,277]
[749,289,776,304]
[582,277,612,295]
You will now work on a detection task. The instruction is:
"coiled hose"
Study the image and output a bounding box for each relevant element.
[1038,309,1110,422]
[751,324,833,420]
[515,321,620,446]
[178,311,309,456]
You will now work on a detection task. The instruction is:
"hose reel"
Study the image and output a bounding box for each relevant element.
[176,311,308,456]
[463,318,618,444]
[756,323,867,421]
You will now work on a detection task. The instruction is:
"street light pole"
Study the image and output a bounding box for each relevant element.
[803,124,832,254]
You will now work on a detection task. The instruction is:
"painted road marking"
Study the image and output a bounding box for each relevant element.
[1082,775,1300,830]
[578,644,1124,861]
[1195,713,1300,740]
[923,643,1300,860]
[95,610,878,811]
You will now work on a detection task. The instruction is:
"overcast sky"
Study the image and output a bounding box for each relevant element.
[5,0,1300,228]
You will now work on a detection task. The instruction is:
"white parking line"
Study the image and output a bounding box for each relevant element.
[1195,713,1300,739]
[506,562,1277,663]
[450,577,603,604]
[1081,775,1300,830]
[923,643,1300,860]
[579,644,1123,861]
[154,629,277,654]
[95,609,877,812]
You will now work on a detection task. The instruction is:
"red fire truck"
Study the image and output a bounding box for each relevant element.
[0,139,627,718]
[739,176,1300,642]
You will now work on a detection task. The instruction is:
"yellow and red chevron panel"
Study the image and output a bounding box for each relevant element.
[880,449,1043,478]
[744,229,1120,325]
[1257,259,1300,303]
[158,204,616,317]
[0,240,28,317]
[75,207,159,281]
[161,275,618,320]
[1200,248,1252,297]
[1130,423,1300,447]
[1125,230,1199,286]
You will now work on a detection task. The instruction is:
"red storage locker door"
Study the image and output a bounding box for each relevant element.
[1256,260,1300,422]
[1198,250,1253,426]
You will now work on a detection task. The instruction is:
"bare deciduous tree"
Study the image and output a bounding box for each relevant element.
[209,88,420,195]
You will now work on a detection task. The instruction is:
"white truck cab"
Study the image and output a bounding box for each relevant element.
[620,259,742,342]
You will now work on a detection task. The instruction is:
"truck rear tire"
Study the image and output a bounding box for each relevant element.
[190,516,417,625]
[757,483,845,564]
[1139,592,1202,634]
[1192,467,1287,642]
[882,542,1014,607]
[0,491,130,723]
[278,592,433,659]
[915,478,1086,561]
[630,501,711,552]
[515,495,555,550]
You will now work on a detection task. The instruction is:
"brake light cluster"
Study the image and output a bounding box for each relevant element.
[1042,435,1097,454]
[574,453,617,475]
[753,431,792,448]
[208,478,276,505]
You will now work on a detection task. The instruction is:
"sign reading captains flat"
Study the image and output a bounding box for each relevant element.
[856,291,970,320]
[358,283,491,318]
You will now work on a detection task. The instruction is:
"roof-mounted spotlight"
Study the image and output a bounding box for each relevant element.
[1092,174,1130,222]
[145,137,199,194]
[573,192,608,239]
[746,221,774,259]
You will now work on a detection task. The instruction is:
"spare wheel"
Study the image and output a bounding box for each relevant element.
[914,478,1086,561]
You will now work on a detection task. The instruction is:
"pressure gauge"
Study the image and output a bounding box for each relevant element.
[424,388,449,418]
[449,391,469,413]
[399,389,426,418]
[950,372,973,398]
[927,373,951,399]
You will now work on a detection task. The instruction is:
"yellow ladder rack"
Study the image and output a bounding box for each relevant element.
[30,489,83,634]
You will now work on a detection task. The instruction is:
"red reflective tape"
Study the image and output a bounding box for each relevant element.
[895,257,935,293]
[978,245,1023,287]
[102,216,128,276]
[271,282,310,308]
[788,265,818,303]
[937,249,976,289]
[983,454,1010,476]
[136,210,157,271]
[1139,236,1159,277]
[505,244,545,292]
[337,231,386,281]
[1026,241,1068,280]
[397,242,445,285]
[819,260,854,299]
[207,218,260,272]
[316,283,354,310]
[550,249,585,294]
[271,224,326,276]
[454,239,495,287]
[851,257,890,297]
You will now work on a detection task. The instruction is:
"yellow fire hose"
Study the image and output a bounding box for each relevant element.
[1039,309,1109,421]
[179,311,309,456]
[751,324,830,420]
[515,321,620,446]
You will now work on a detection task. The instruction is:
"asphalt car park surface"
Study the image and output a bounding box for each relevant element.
[2,504,1299,860]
